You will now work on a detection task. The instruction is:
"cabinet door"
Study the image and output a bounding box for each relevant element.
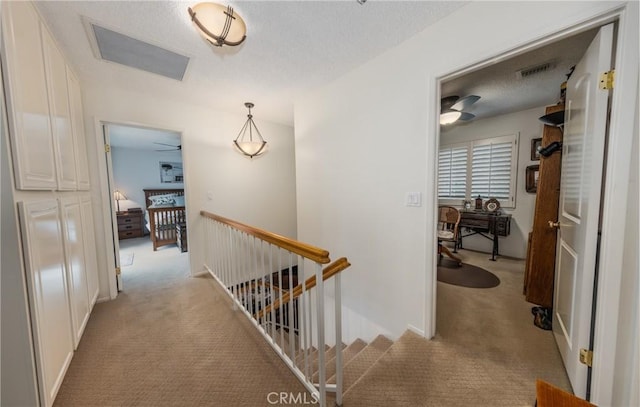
[67,67,90,190]
[18,200,74,407]
[80,195,100,306]
[59,196,90,349]
[42,23,76,190]
[1,2,57,189]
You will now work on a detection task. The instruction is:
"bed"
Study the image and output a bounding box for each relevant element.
[143,188,186,251]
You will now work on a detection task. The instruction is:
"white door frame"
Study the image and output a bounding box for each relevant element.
[92,118,187,300]
[426,3,638,405]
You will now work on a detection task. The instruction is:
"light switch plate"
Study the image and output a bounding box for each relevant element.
[406,192,422,207]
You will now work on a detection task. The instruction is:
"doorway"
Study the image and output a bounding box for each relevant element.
[103,122,189,292]
[434,21,614,401]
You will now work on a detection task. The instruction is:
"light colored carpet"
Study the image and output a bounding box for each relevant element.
[119,252,134,267]
[54,237,308,407]
[342,249,572,406]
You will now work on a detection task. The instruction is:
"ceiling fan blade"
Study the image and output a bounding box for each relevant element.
[441,95,459,111]
[451,95,480,112]
[458,112,476,121]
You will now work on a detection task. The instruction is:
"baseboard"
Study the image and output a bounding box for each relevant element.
[96,296,111,303]
[407,324,425,337]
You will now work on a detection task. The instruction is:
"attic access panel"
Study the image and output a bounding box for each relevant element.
[91,24,189,81]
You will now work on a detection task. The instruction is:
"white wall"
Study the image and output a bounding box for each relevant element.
[612,86,639,407]
[440,106,548,259]
[82,84,297,299]
[111,146,183,212]
[295,0,632,347]
[1,80,39,407]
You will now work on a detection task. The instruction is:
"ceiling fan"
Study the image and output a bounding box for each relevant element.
[440,95,480,125]
[154,142,182,151]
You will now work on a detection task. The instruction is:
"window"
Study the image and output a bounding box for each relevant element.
[438,134,518,208]
[438,143,468,200]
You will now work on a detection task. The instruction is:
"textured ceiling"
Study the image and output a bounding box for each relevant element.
[35,1,597,132]
[441,27,598,128]
[35,0,468,126]
[108,124,181,151]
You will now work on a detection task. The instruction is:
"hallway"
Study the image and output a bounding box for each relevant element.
[54,238,306,406]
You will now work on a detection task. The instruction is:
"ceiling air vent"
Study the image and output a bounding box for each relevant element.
[89,23,190,81]
[516,61,554,80]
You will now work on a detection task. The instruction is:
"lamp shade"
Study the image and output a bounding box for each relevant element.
[113,190,127,201]
[113,190,127,213]
[188,3,247,47]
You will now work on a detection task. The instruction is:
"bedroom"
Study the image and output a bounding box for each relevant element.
[108,123,188,288]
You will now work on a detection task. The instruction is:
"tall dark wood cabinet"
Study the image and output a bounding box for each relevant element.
[523,104,564,308]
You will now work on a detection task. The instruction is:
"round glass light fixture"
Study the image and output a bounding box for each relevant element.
[440,110,462,125]
[188,3,247,47]
[233,103,267,158]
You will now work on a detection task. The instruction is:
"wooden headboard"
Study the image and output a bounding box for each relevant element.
[143,188,184,208]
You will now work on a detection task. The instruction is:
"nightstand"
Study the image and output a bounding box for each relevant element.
[117,211,144,240]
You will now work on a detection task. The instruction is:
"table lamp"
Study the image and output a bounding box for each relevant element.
[113,190,127,214]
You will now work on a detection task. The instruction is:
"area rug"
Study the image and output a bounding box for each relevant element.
[437,258,500,288]
[120,252,134,267]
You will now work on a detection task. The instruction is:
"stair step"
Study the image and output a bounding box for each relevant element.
[328,335,393,391]
[309,342,347,377]
[313,338,367,383]
[272,329,300,359]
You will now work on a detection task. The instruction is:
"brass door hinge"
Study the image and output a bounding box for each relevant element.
[104,144,111,153]
[116,266,121,276]
[579,348,593,367]
[599,70,615,90]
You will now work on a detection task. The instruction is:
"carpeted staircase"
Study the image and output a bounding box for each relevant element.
[285,332,400,405]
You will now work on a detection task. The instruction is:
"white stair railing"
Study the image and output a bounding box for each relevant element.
[201,211,350,407]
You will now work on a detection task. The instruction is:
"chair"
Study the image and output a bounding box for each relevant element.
[438,206,462,265]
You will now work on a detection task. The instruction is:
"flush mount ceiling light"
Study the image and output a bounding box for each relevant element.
[233,103,267,158]
[188,3,246,47]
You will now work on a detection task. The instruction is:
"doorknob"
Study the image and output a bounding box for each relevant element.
[548,221,561,229]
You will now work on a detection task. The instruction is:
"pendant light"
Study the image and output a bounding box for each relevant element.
[233,102,267,158]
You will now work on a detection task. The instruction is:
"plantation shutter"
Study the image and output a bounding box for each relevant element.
[471,137,515,203]
[438,145,468,200]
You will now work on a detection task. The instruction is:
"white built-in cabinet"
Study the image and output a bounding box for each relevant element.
[2,1,90,191]
[3,2,99,406]
[2,1,57,189]
[42,24,76,190]
[59,197,90,348]
[81,196,100,305]
[18,196,99,406]
[18,200,75,407]
[68,68,91,190]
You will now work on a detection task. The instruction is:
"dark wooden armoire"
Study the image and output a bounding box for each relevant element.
[523,104,564,308]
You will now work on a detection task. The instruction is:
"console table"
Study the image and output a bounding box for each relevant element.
[457,211,512,260]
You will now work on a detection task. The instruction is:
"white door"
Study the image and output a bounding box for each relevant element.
[18,199,74,407]
[59,196,90,349]
[552,23,614,398]
[103,123,123,291]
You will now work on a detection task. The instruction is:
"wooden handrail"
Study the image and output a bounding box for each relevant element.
[256,257,351,319]
[201,211,330,264]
